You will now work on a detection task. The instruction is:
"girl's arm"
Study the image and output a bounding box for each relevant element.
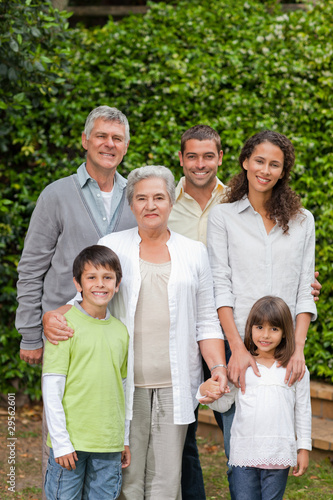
[218,307,260,393]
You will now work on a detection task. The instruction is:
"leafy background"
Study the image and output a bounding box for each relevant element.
[1,0,332,399]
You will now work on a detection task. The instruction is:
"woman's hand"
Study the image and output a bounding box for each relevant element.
[311,271,322,302]
[283,346,306,386]
[227,345,260,394]
[210,368,230,395]
[43,306,73,345]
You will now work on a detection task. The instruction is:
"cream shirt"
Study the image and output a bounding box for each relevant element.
[134,259,172,388]
[168,177,226,245]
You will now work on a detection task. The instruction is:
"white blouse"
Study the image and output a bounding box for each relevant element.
[207,197,317,339]
[206,362,312,467]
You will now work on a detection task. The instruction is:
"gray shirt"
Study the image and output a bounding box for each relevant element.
[16,163,137,350]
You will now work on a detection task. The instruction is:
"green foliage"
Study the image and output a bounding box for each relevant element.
[0,0,332,397]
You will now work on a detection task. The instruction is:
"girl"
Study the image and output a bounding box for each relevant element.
[199,296,312,500]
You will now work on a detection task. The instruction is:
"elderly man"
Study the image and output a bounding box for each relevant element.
[15,105,137,499]
[16,106,136,364]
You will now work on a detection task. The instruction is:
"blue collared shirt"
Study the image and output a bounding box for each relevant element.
[77,163,128,236]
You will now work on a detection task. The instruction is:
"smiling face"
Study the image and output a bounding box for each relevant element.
[243,141,284,201]
[73,262,120,319]
[130,177,173,233]
[81,117,129,180]
[179,139,223,194]
[251,321,283,359]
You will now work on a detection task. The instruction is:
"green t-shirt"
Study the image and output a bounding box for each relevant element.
[43,306,128,453]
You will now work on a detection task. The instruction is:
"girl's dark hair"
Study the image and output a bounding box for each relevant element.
[225,130,302,233]
[244,296,295,367]
[73,245,122,286]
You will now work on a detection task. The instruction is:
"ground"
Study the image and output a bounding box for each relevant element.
[0,402,333,499]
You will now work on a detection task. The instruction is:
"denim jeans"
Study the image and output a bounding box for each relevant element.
[45,447,122,500]
[232,466,290,500]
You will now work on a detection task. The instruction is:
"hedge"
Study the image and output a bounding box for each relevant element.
[1,0,332,399]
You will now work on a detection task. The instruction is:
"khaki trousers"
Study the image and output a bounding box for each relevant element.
[120,387,188,500]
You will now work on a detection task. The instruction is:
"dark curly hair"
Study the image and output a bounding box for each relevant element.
[225,131,302,233]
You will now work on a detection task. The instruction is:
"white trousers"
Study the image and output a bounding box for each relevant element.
[120,387,188,500]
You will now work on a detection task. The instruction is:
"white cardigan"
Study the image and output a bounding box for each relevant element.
[99,227,223,425]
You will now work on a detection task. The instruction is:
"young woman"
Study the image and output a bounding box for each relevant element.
[207,130,317,497]
[198,296,312,500]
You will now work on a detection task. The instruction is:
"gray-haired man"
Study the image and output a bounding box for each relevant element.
[16,106,136,364]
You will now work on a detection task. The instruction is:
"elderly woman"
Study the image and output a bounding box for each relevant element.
[44,165,228,500]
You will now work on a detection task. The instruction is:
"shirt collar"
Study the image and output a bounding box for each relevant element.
[237,196,252,213]
[76,163,127,190]
[175,176,225,201]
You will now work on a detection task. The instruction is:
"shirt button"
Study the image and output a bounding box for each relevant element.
[102,217,107,221]
[97,194,101,197]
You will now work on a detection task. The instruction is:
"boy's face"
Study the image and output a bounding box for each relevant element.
[73,262,120,318]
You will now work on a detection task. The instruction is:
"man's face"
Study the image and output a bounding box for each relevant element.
[82,118,129,178]
[179,139,223,191]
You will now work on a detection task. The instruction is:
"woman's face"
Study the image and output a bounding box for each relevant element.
[131,177,173,232]
[243,141,284,199]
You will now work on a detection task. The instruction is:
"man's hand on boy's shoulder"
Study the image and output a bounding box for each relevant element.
[56,451,78,470]
[43,306,73,345]
[121,446,131,469]
[20,347,43,365]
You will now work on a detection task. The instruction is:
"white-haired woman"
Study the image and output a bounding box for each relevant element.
[44,165,228,500]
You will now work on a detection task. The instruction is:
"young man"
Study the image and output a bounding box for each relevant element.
[43,245,129,499]
[168,125,226,500]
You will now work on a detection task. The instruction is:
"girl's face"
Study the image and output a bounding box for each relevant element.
[251,321,283,359]
[243,141,284,199]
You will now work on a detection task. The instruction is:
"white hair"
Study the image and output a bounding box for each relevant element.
[126,165,176,206]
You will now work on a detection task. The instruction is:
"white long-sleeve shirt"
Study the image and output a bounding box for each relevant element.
[199,363,312,467]
[207,197,317,339]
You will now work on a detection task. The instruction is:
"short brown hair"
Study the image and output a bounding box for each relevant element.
[73,245,122,287]
[180,125,221,154]
[244,296,295,367]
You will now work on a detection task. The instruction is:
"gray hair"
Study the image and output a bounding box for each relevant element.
[127,165,176,206]
[83,106,130,143]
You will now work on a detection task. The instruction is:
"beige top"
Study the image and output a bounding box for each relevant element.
[168,177,226,245]
[134,259,172,388]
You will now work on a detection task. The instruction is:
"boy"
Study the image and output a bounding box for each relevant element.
[43,245,130,500]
